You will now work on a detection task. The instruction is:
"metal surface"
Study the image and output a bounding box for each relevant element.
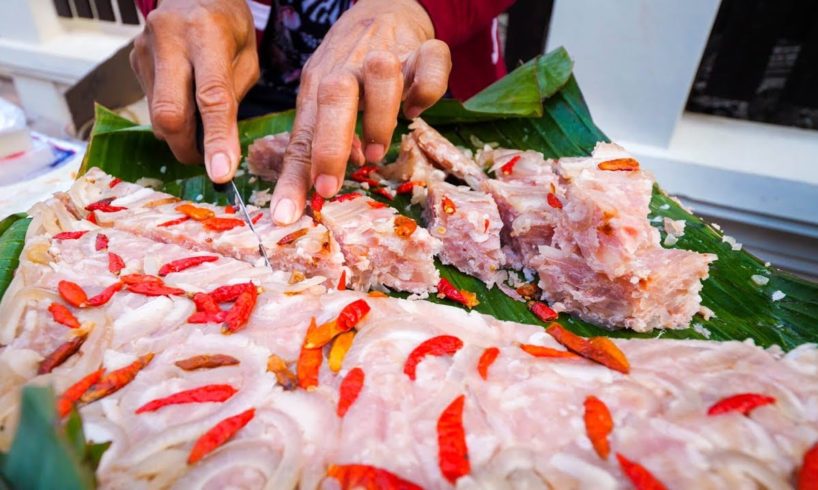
[227,180,272,270]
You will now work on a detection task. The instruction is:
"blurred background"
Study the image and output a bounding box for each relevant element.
[0,0,816,278]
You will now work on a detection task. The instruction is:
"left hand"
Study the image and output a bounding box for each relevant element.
[269,0,451,224]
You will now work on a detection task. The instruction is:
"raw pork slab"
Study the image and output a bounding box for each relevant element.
[409,118,487,188]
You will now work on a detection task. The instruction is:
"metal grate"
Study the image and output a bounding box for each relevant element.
[52,0,141,25]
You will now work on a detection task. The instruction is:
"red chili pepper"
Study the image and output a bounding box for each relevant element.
[337,367,365,417]
[57,368,104,418]
[372,187,394,200]
[367,201,388,209]
[334,193,362,202]
[87,212,98,225]
[584,395,613,459]
[326,464,422,490]
[798,442,818,490]
[616,453,668,490]
[95,234,109,251]
[297,318,323,390]
[547,192,563,209]
[529,301,558,322]
[311,193,325,213]
[516,283,539,299]
[86,281,124,307]
[520,344,579,359]
[158,256,219,276]
[224,204,236,214]
[404,335,464,381]
[305,299,371,348]
[500,155,521,175]
[58,280,88,307]
[81,353,154,403]
[126,282,186,297]
[441,196,457,214]
[337,270,347,291]
[175,354,240,371]
[396,181,425,194]
[350,165,379,185]
[188,408,255,464]
[436,278,479,309]
[54,231,88,241]
[546,323,630,374]
[598,158,640,171]
[188,311,226,324]
[108,252,126,275]
[158,216,191,227]
[49,303,80,328]
[707,393,776,416]
[176,203,215,221]
[477,347,500,380]
[393,215,417,238]
[85,197,127,213]
[251,211,264,225]
[38,334,88,375]
[337,299,371,331]
[109,177,122,188]
[202,217,245,231]
[277,228,309,246]
[209,282,255,303]
[120,273,163,285]
[192,292,221,314]
[222,287,258,334]
[483,218,490,233]
[437,394,470,483]
[135,384,237,414]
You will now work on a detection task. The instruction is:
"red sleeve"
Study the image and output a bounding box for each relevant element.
[416,0,515,46]
[135,0,156,18]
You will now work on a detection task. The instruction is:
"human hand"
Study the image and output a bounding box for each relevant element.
[270,0,451,224]
[130,0,259,183]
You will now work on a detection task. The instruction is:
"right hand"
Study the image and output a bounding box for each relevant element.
[130,0,259,183]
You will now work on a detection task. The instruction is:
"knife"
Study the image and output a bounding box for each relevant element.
[195,105,273,270]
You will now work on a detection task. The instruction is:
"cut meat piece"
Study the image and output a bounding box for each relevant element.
[246,132,289,181]
[62,168,345,286]
[409,118,487,188]
[378,134,445,185]
[424,181,505,285]
[320,194,440,293]
[477,146,558,184]
[531,245,713,331]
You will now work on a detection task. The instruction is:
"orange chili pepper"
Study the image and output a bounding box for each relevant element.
[135,384,237,414]
[500,155,521,175]
[328,331,356,373]
[337,367,365,417]
[54,231,88,240]
[546,323,630,374]
[176,354,240,371]
[267,354,299,390]
[529,301,558,322]
[38,334,87,375]
[404,335,463,381]
[209,282,255,303]
[158,256,219,276]
[126,282,186,297]
[277,227,309,246]
[57,368,104,418]
[520,344,579,359]
[437,394,470,484]
[477,347,500,380]
[547,192,563,209]
[202,217,245,231]
[367,201,388,209]
[49,303,80,328]
[109,177,122,188]
[86,281,123,307]
[707,393,776,416]
[367,290,387,298]
[305,300,370,348]
[326,464,422,490]
[516,283,539,299]
[436,278,479,309]
[441,196,457,214]
[176,203,215,221]
[144,197,181,208]
[222,287,258,334]
[58,280,87,308]
[393,215,417,238]
[81,353,154,403]
[616,453,668,490]
[798,442,818,490]
[188,408,255,465]
[108,252,126,275]
[95,233,109,251]
[337,270,347,291]
[297,318,323,390]
[598,158,640,171]
[158,216,191,227]
[584,395,613,459]
[85,197,126,213]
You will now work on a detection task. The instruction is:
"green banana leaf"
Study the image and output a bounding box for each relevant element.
[2,46,816,351]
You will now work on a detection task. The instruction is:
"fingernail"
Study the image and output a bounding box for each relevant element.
[208,152,231,180]
[405,107,422,119]
[272,198,296,225]
[315,174,339,198]
[365,144,385,163]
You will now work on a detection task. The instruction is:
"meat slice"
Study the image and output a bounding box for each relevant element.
[478,146,558,184]
[409,118,487,188]
[378,134,445,185]
[424,181,505,286]
[63,168,345,285]
[320,194,441,293]
[246,132,289,181]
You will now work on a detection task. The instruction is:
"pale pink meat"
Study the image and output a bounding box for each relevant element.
[424,181,505,285]
[246,132,289,181]
[478,147,558,184]
[377,134,445,184]
[409,118,487,188]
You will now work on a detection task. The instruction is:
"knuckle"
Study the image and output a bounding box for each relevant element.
[151,102,187,133]
[196,81,235,111]
[145,9,172,30]
[318,73,358,101]
[364,51,400,77]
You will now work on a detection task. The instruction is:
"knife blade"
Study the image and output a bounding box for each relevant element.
[195,104,273,270]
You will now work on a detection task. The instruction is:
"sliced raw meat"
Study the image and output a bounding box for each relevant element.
[424,181,505,285]
[246,132,289,181]
[409,118,487,188]
[378,134,445,184]
[478,146,558,184]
